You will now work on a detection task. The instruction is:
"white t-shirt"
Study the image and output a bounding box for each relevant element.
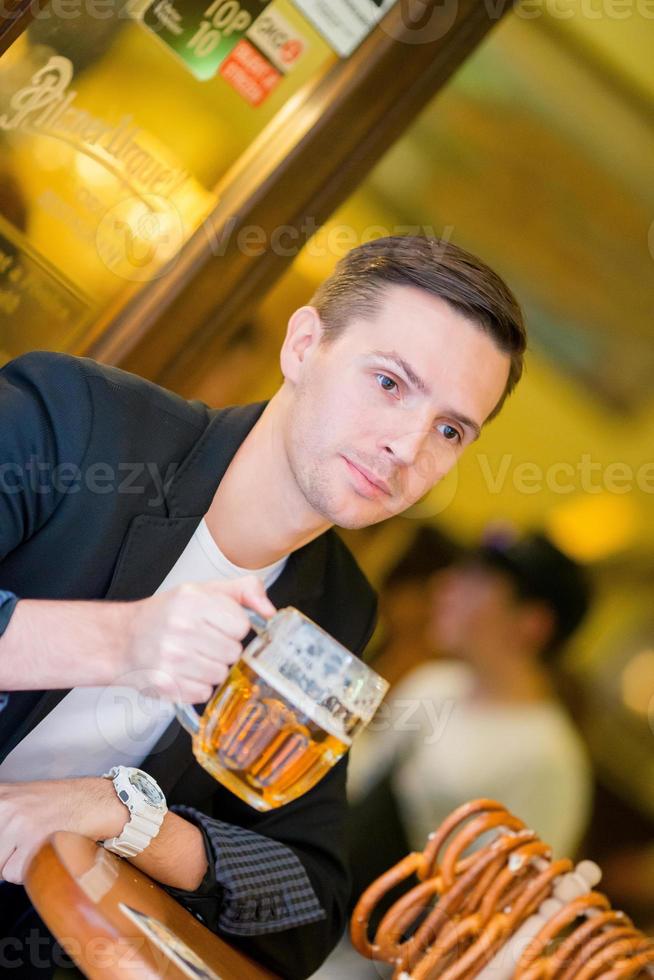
[348,661,591,859]
[0,519,287,781]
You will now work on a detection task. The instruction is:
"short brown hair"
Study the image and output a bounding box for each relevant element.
[310,236,527,421]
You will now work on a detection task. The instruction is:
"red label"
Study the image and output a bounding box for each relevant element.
[219,39,282,107]
[279,38,304,66]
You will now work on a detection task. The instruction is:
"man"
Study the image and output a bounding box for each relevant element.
[365,524,461,689]
[347,532,593,910]
[0,236,525,978]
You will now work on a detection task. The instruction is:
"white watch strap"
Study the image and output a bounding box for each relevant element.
[102,767,166,858]
[103,810,165,857]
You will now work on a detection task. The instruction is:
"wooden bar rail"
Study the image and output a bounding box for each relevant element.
[25,831,279,980]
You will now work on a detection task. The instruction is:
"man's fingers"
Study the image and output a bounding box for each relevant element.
[176,681,215,705]
[168,640,238,682]
[124,576,278,697]
[172,581,275,639]
[188,582,276,639]
[206,576,277,620]
[0,845,20,884]
[195,596,251,640]
[180,629,242,664]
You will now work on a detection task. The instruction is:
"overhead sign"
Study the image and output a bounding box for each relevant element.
[246,6,308,72]
[290,0,398,57]
[141,0,275,82]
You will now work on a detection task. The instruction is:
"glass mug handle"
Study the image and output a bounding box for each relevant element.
[174,609,269,737]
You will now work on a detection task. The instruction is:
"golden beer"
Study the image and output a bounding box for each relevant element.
[176,607,389,810]
[195,658,352,811]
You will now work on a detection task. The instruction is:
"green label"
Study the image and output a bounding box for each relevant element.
[142,0,273,81]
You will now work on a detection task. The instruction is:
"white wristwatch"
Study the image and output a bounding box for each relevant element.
[101,766,167,858]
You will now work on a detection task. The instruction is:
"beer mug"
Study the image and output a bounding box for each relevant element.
[175,607,388,811]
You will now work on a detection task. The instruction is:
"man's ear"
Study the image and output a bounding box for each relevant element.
[520,602,557,655]
[280,306,324,385]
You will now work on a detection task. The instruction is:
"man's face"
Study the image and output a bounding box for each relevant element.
[282,284,511,529]
[428,564,521,660]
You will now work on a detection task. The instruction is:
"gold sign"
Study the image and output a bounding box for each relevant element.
[0,57,191,199]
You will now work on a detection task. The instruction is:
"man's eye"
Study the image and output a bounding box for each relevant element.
[376,374,398,393]
[437,423,462,443]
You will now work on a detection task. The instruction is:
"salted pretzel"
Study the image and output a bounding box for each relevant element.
[351,799,654,979]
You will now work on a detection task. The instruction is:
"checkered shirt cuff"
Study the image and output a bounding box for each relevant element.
[170,804,326,936]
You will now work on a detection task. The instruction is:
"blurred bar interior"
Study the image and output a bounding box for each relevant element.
[1,0,653,932]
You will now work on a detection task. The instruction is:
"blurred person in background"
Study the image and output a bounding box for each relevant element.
[367,524,461,690]
[346,532,594,906]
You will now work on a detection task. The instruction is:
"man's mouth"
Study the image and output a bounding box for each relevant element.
[342,456,392,498]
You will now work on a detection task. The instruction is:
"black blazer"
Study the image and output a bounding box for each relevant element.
[0,351,377,978]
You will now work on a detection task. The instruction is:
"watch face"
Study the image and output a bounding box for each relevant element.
[129,771,164,806]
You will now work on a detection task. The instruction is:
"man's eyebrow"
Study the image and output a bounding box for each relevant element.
[370,350,429,394]
[370,349,482,440]
[442,409,482,442]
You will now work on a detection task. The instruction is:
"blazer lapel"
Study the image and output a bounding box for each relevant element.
[267,532,327,611]
[0,692,63,764]
[106,399,271,600]
[104,515,203,601]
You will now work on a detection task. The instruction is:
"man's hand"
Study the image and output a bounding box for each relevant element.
[121,576,277,703]
[0,778,126,885]
[1,575,276,700]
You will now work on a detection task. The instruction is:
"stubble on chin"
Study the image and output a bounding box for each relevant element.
[289,422,400,528]
[323,475,402,529]
[336,508,393,531]
[300,462,354,526]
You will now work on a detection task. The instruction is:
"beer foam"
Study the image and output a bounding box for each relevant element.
[242,652,353,746]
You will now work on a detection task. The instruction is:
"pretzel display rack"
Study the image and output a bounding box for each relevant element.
[351,799,654,979]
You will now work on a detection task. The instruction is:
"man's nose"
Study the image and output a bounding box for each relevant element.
[382,424,433,468]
